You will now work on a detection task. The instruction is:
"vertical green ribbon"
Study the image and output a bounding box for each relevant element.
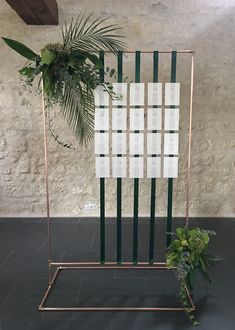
[117,51,123,264]
[149,51,159,264]
[133,51,141,264]
[166,51,177,247]
[99,50,105,263]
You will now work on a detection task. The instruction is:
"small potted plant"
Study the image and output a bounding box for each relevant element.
[166,226,217,325]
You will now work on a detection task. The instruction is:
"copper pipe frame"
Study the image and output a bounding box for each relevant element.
[185,52,194,227]
[102,50,194,54]
[39,50,195,313]
[41,79,52,284]
[39,263,195,312]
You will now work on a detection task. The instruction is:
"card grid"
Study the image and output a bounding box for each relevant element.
[95,82,180,178]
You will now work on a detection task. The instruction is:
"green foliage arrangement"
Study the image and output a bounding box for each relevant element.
[2,14,125,145]
[166,227,216,326]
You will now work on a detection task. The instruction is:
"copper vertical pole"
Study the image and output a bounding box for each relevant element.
[186,53,195,227]
[41,78,52,283]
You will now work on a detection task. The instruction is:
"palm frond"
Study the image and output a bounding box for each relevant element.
[62,14,126,53]
[61,81,95,145]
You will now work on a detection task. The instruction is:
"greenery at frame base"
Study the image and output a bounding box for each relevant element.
[2,13,125,146]
[166,227,217,326]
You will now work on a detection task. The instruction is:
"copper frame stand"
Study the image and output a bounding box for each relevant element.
[39,262,195,312]
[39,50,195,313]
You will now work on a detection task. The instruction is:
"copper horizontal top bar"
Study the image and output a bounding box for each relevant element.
[104,50,194,54]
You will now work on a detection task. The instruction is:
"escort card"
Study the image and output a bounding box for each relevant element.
[129,133,144,155]
[95,107,109,131]
[112,83,128,106]
[163,157,178,178]
[95,133,109,155]
[147,108,162,131]
[130,108,145,130]
[148,83,162,105]
[164,133,179,155]
[130,83,145,106]
[112,108,127,130]
[112,157,127,178]
[164,108,179,131]
[147,157,161,178]
[112,133,126,154]
[129,157,144,178]
[165,83,180,106]
[95,157,110,178]
[147,133,161,155]
[94,85,109,106]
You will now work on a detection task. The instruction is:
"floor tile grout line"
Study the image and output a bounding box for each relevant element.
[71,277,85,319]
[73,217,81,232]
[30,219,43,233]
[0,278,20,310]
[0,250,14,267]
[38,238,48,252]
[89,232,96,251]
[27,319,34,330]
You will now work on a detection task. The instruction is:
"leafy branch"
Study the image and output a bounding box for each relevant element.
[2,13,126,146]
[166,227,218,325]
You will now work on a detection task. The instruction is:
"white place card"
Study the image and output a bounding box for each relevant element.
[95,108,109,131]
[147,133,161,155]
[112,157,127,178]
[130,108,145,130]
[112,83,128,106]
[164,133,179,155]
[96,156,110,178]
[165,83,180,106]
[147,108,162,131]
[95,133,109,155]
[163,157,178,178]
[129,133,144,155]
[94,85,109,106]
[129,157,144,178]
[148,83,162,105]
[164,108,179,131]
[147,157,161,178]
[112,133,126,154]
[130,83,145,106]
[112,108,127,130]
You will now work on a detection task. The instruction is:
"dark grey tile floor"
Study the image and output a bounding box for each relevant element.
[0,217,235,329]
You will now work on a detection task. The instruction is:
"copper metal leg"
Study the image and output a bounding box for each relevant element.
[186,53,195,227]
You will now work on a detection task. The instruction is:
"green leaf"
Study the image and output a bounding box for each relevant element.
[62,13,126,53]
[41,48,56,65]
[199,256,206,271]
[61,81,95,145]
[2,37,38,60]
[201,232,209,245]
[85,53,102,68]
[187,270,195,291]
[109,68,115,77]
[198,267,212,284]
[19,67,35,76]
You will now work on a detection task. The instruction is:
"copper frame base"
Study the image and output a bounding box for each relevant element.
[38,262,196,312]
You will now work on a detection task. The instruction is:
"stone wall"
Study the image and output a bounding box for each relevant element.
[0,0,234,217]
